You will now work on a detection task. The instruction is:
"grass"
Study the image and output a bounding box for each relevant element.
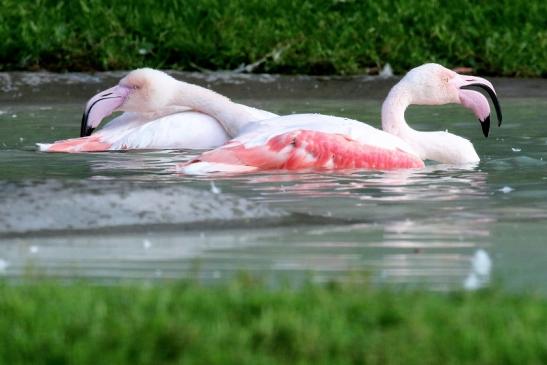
[1,278,546,364]
[0,0,545,76]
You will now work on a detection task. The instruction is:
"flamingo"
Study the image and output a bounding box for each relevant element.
[37,68,277,152]
[177,63,502,174]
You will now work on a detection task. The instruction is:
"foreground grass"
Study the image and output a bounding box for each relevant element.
[0,0,546,76]
[0,279,546,364]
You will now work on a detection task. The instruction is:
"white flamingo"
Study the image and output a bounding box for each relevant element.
[38,68,277,152]
[176,63,502,174]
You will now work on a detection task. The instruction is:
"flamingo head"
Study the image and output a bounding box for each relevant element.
[80,68,179,137]
[401,63,502,137]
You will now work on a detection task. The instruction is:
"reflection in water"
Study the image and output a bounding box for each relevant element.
[0,150,495,290]
[242,165,488,202]
[0,225,493,290]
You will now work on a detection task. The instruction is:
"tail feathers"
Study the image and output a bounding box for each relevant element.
[176,139,278,175]
[36,143,53,152]
[37,136,111,153]
[177,161,258,175]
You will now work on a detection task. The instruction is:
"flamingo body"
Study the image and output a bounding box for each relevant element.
[38,111,230,152]
[179,114,424,174]
[178,64,502,175]
[38,68,278,153]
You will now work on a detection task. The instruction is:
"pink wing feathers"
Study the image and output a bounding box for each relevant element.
[179,130,424,174]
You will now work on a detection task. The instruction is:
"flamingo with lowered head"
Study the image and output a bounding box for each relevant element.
[37,69,277,152]
[177,63,502,174]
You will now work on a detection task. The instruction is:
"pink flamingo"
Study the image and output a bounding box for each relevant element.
[38,69,277,152]
[178,64,502,174]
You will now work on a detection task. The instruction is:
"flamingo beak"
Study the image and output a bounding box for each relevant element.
[453,75,502,138]
[80,85,131,137]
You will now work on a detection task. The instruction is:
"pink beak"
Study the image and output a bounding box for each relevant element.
[452,75,503,138]
[80,85,132,137]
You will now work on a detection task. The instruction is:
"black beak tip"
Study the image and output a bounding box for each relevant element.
[84,127,95,137]
[80,112,95,137]
[461,83,502,129]
[481,116,491,138]
[80,113,87,137]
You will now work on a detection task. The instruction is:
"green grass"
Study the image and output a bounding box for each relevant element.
[1,278,546,364]
[0,0,546,76]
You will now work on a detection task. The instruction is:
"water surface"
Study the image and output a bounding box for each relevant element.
[0,72,546,291]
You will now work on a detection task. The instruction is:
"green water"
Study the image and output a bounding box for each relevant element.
[0,73,546,291]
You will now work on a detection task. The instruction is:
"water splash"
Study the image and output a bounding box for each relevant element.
[463,250,492,290]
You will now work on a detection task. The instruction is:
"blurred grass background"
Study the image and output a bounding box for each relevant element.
[0,0,545,76]
[1,279,546,364]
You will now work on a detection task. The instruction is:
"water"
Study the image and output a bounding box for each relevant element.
[0,72,546,291]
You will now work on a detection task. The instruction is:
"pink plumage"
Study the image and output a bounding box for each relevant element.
[189,130,424,171]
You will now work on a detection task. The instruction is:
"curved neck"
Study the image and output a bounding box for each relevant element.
[381,85,426,158]
[173,82,255,137]
[381,83,412,137]
[381,83,479,163]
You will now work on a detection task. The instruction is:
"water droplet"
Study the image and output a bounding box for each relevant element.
[471,249,492,276]
[464,273,480,290]
[463,249,492,290]
[0,259,9,273]
[210,182,221,194]
[143,239,152,249]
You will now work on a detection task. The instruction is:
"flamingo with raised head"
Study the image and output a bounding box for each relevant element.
[37,69,277,152]
[177,63,502,174]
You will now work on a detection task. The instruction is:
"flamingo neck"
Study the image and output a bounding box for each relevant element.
[173,82,255,137]
[381,83,479,164]
[381,83,412,137]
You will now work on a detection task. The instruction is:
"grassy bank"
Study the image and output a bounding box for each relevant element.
[0,0,546,76]
[1,279,546,364]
